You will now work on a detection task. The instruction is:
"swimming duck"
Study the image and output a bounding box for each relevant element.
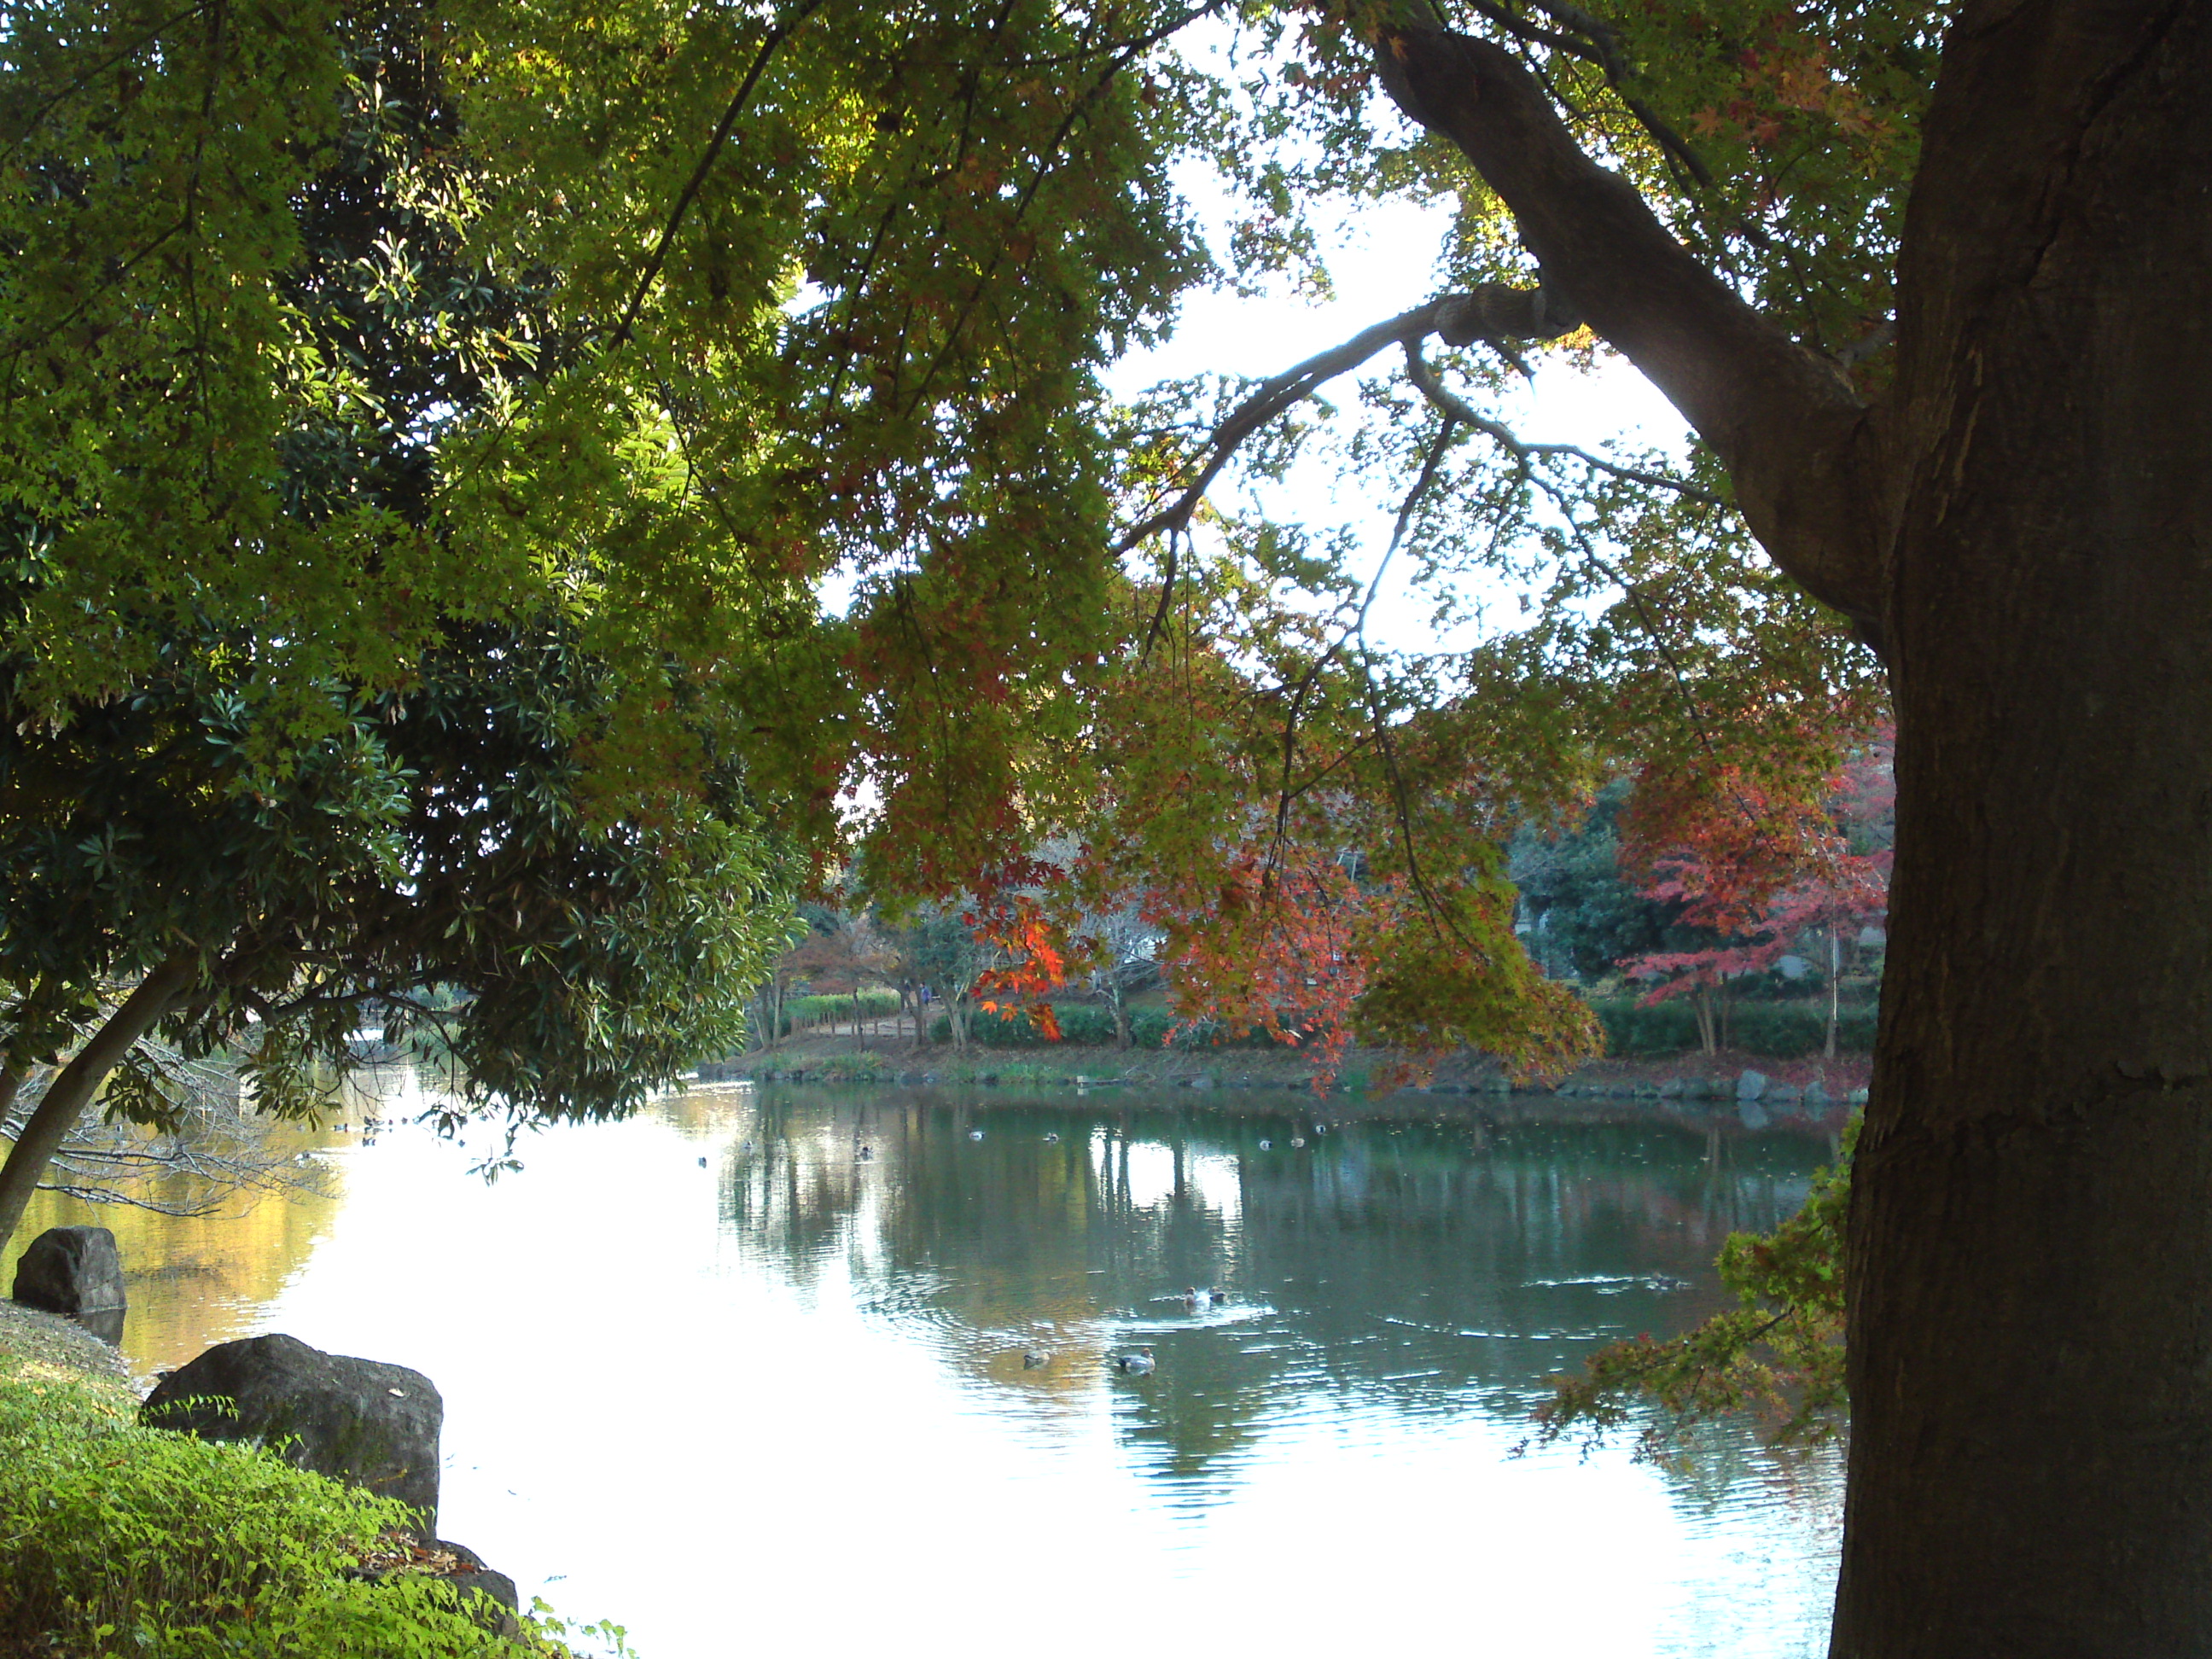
[968,1128,985,1141]
[1289,1137,1307,1149]
[1257,1138,1272,1150]
[1111,1348,1157,1376]
[858,1145,875,1161]
[1022,1349,1053,1370]
[1042,1132,1061,1144]
[697,1155,708,1167]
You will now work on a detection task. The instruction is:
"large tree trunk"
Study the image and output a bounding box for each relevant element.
[1373,0,2212,1644]
[1837,0,2212,1646]
[0,955,197,1254]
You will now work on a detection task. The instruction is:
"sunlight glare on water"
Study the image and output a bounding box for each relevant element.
[31,1073,1841,1658]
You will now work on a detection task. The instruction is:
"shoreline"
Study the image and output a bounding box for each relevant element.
[703,1033,1871,1114]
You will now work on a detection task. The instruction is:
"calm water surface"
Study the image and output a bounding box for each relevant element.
[17,1074,1843,1657]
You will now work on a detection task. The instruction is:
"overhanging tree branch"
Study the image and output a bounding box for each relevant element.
[610,0,827,347]
[1115,283,1717,654]
[1373,23,1885,640]
[1113,284,1587,562]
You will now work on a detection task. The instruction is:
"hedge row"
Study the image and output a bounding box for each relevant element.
[928,1004,1302,1051]
[917,996,1877,1058]
[785,990,902,1027]
[1595,996,1878,1057]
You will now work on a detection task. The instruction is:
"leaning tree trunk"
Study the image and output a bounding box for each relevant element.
[1835,3,2212,1651]
[0,956,196,1254]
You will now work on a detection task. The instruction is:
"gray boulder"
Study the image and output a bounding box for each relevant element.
[348,1537,519,1637]
[143,1333,442,1532]
[13,1225,126,1319]
[1804,1079,1832,1113]
[1737,1068,1769,1103]
[439,1540,519,1617]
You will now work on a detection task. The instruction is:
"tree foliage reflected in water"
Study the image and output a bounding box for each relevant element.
[716,1086,1828,1487]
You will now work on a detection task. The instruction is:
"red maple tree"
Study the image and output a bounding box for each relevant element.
[1618,725,1892,1056]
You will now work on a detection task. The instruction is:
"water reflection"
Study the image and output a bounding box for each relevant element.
[719,1092,1823,1489]
[6,1074,1842,1658]
[14,1113,347,1371]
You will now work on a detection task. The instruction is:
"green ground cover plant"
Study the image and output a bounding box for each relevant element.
[0,1358,627,1658]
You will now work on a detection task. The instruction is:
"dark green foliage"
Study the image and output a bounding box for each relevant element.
[1511,783,1684,981]
[899,910,988,1010]
[0,619,795,1136]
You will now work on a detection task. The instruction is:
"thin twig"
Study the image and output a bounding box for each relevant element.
[611,0,828,346]
[1401,339,1719,502]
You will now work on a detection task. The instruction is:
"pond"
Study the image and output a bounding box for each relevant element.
[15,1074,1844,1657]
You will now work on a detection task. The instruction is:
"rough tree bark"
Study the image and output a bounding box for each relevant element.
[1381,0,2212,1649]
[0,954,198,1254]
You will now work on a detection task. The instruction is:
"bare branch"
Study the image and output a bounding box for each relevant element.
[1115,284,1581,563]
[9,1038,330,1222]
[1400,339,1721,501]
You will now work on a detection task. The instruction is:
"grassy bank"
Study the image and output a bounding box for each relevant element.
[0,1310,626,1659]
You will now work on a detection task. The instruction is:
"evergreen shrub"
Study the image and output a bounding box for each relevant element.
[0,1358,626,1657]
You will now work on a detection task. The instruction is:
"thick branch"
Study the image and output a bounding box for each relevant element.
[1375,25,1884,637]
